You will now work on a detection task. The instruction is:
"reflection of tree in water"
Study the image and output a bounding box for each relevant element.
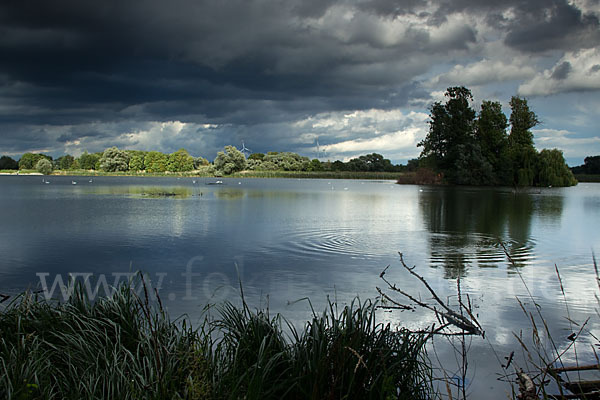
[419,187,564,278]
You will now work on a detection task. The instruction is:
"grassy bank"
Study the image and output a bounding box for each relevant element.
[0,282,433,399]
[232,170,407,180]
[1,168,409,180]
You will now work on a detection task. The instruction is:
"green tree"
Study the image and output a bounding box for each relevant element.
[418,102,448,168]
[308,159,323,171]
[584,156,600,174]
[19,153,51,170]
[537,149,577,187]
[261,152,310,171]
[167,149,194,172]
[406,159,420,172]
[35,158,53,175]
[476,101,509,184]
[57,155,75,170]
[509,96,539,148]
[508,96,539,186]
[572,155,600,175]
[99,147,130,172]
[128,154,145,171]
[0,155,18,170]
[418,87,477,183]
[78,151,100,170]
[248,153,265,161]
[193,156,209,169]
[453,143,494,185]
[331,160,345,171]
[214,146,246,175]
[144,151,168,173]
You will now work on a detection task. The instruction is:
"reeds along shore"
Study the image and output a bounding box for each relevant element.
[0,280,434,400]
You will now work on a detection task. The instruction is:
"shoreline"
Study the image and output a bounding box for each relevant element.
[1,169,409,180]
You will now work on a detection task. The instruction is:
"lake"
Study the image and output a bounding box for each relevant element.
[1,175,599,398]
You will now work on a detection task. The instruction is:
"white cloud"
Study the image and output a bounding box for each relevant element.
[293,108,429,161]
[429,58,537,87]
[322,127,420,153]
[534,128,600,160]
[519,48,600,96]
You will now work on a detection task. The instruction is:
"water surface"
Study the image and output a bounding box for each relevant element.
[1,176,599,397]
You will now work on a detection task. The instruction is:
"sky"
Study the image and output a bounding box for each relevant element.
[0,0,599,166]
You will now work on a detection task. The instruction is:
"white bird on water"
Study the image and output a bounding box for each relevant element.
[72,180,77,185]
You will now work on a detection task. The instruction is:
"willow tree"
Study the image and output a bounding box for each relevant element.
[99,147,130,172]
[214,146,246,175]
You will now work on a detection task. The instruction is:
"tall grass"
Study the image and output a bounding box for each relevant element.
[207,298,434,399]
[0,283,210,399]
[0,280,434,399]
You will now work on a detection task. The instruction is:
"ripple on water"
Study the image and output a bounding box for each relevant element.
[270,226,390,260]
[428,232,536,268]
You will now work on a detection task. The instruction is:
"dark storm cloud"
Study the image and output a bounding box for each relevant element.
[0,0,598,159]
[551,61,573,80]
[503,0,600,52]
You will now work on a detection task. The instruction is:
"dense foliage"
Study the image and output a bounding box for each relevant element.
[78,151,101,170]
[418,86,576,187]
[35,158,53,175]
[18,153,52,170]
[0,283,432,399]
[99,147,130,172]
[214,145,247,175]
[0,155,18,170]
[571,155,600,175]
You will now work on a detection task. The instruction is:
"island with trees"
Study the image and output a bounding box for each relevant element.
[415,87,577,187]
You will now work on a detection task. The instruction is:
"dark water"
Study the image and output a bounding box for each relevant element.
[1,175,599,397]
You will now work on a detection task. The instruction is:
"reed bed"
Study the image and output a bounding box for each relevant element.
[0,279,434,399]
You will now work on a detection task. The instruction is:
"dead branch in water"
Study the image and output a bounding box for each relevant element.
[378,252,483,337]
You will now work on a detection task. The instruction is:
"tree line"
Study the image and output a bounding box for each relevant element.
[0,146,404,176]
[214,147,404,175]
[571,156,600,175]
[417,87,577,187]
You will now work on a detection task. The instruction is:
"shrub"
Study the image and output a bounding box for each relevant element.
[35,158,53,175]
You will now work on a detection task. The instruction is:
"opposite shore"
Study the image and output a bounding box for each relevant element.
[2,169,599,183]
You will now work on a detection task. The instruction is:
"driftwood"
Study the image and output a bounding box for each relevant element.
[517,369,537,400]
[377,252,483,337]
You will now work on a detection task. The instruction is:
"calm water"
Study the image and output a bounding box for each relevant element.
[1,175,599,397]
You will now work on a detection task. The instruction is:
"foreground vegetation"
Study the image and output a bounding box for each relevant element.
[0,281,433,399]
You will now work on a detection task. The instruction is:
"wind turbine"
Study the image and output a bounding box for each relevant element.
[316,137,328,160]
[240,141,252,158]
